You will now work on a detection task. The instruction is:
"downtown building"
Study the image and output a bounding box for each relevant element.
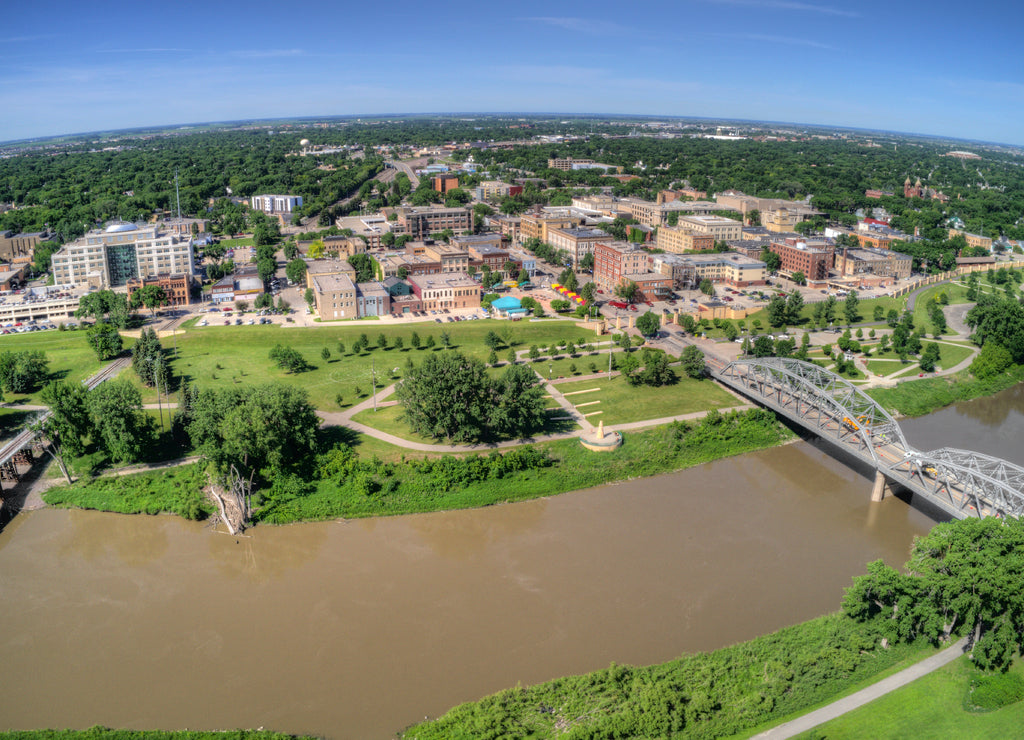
[51,222,195,290]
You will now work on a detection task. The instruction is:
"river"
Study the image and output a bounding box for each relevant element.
[2,384,1022,739]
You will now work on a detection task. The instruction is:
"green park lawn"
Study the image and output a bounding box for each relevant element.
[0,329,105,405]
[215,237,255,248]
[866,359,910,376]
[910,282,972,331]
[936,342,975,369]
[168,320,599,410]
[790,656,1024,740]
[743,294,907,332]
[553,373,739,425]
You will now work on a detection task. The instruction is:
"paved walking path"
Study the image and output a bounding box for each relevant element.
[751,635,970,739]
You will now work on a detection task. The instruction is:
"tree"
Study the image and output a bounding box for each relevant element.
[86,322,123,361]
[321,347,331,362]
[285,258,307,286]
[76,290,130,328]
[844,290,860,324]
[615,280,639,303]
[348,253,376,283]
[484,330,503,350]
[131,328,165,387]
[0,350,49,394]
[767,296,788,328]
[425,334,435,349]
[183,383,318,480]
[396,351,494,443]
[39,380,89,459]
[790,270,806,286]
[844,517,1024,671]
[918,342,941,372]
[760,249,782,273]
[269,344,309,373]
[411,331,421,350]
[680,345,706,378]
[558,268,579,292]
[377,333,388,350]
[517,269,530,284]
[873,305,885,322]
[970,342,1013,379]
[87,379,155,464]
[699,278,715,297]
[303,288,315,307]
[636,349,674,386]
[440,331,451,349]
[636,310,660,337]
[257,257,277,285]
[277,296,290,313]
[785,291,804,324]
[129,285,168,315]
[394,336,404,351]
[753,335,775,357]
[966,296,1024,364]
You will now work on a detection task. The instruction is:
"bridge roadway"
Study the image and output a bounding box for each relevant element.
[707,355,1024,521]
[0,356,131,477]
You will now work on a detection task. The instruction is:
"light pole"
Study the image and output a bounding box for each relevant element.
[372,357,377,412]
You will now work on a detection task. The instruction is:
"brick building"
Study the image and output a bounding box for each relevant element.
[768,240,833,282]
[126,273,193,307]
[393,206,472,239]
[431,175,460,193]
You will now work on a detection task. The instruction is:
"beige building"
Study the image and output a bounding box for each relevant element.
[761,207,802,233]
[684,252,767,287]
[651,253,697,289]
[0,230,49,262]
[51,222,194,289]
[714,190,821,219]
[547,227,606,265]
[305,259,357,291]
[311,273,357,320]
[408,273,481,311]
[949,228,993,251]
[519,212,581,245]
[393,206,472,239]
[656,225,715,253]
[834,247,912,280]
[676,215,743,241]
[409,241,469,273]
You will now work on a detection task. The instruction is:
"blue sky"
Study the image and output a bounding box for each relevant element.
[2,0,1022,145]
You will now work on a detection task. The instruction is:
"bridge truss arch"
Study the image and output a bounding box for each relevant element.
[885,447,1024,519]
[719,358,910,465]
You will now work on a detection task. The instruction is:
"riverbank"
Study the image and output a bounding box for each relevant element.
[400,612,942,739]
[42,408,795,524]
[0,731,316,740]
[867,364,1024,418]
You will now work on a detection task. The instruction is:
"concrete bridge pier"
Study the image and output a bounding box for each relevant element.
[871,470,893,502]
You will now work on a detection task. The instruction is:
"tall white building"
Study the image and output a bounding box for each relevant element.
[51,222,195,289]
[250,194,302,216]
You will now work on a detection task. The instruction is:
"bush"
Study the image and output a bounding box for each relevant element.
[966,671,1024,712]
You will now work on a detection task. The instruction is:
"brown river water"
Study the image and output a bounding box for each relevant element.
[2,384,1023,739]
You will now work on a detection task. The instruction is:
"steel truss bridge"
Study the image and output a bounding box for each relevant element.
[711,357,1024,520]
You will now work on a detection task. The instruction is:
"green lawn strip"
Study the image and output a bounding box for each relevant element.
[403,613,935,740]
[554,374,738,425]
[527,352,611,379]
[0,330,105,404]
[867,364,1024,417]
[937,342,974,369]
[0,731,316,740]
[48,409,794,523]
[216,237,255,248]
[168,320,598,410]
[788,656,1024,740]
[866,359,911,376]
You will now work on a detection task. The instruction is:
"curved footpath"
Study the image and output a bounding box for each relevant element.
[752,635,970,739]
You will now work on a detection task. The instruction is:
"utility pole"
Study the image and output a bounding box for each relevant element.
[372,357,377,412]
[608,338,613,379]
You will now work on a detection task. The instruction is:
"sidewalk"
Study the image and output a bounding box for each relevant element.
[751,635,969,739]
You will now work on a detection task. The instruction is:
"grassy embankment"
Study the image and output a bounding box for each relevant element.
[867,365,1024,417]
[45,408,794,523]
[791,655,1024,739]
[401,613,940,739]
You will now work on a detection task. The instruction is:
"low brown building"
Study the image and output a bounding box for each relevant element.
[408,273,480,311]
[126,273,194,306]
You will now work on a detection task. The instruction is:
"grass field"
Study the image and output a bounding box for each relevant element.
[742,294,908,332]
[866,359,910,376]
[553,373,739,424]
[0,330,105,405]
[167,320,598,409]
[216,237,255,248]
[910,282,972,331]
[790,656,1024,740]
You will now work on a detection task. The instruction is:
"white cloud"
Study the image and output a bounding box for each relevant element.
[699,0,858,18]
[523,17,627,35]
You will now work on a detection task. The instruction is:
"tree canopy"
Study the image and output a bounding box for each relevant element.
[844,517,1024,671]
[396,351,546,442]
